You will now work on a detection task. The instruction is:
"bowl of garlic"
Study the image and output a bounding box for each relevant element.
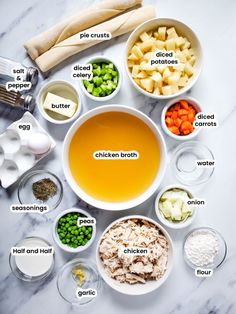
[125,18,203,99]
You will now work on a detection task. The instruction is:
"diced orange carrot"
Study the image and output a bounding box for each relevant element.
[178,109,188,116]
[174,103,181,110]
[181,121,192,131]
[183,130,190,135]
[181,115,188,121]
[188,112,195,122]
[180,100,189,110]
[166,111,172,117]
[172,111,178,119]
[166,117,174,126]
[168,126,180,135]
[174,118,182,127]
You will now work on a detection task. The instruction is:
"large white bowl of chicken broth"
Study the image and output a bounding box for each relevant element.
[63,105,167,210]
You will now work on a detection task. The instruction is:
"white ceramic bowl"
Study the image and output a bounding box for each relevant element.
[125,18,203,100]
[155,184,197,229]
[38,80,82,124]
[96,215,174,295]
[63,105,167,210]
[79,56,122,102]
[52,207,96,253]
[161,96,202,141]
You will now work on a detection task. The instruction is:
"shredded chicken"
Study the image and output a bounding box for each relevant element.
[99,218,169,284]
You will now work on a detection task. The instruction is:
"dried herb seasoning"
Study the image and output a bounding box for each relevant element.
[32,178,57,201]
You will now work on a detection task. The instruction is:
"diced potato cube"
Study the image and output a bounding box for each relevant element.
[167,27,177,35]
[154,86,160,95]
[184,62,194,76]
[189,56,196,66]
[140,61,147,71]
[162,85,173,95]
[182,38,191,49]
[151,72,162,83]
[174,63,185,72]
[139,40,154,53]
[166,38,175,51]
[167,27,178,39]
[156,40,165,50]
[175,36,185,48]
[143,52,154,61]
[175,51,186,63]
[140,32,150,42]
[127,60,135,67]
[137,71,148,78]
[154,31,159,39]
[171,85,179,93]
[167,72,181,85]
[182,49,191,60]
[131,65,140,78]
[155,80,163,88]
[178,75,188,87]
[140,78,154,93]
[163,67,172,82]
[158,26,166,41]
[132,46,143,59]
[128,53,139,61]
[132,45,143,59]
[156,64,167,74]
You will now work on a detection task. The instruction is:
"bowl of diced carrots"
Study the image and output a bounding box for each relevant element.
[161,97,202,140]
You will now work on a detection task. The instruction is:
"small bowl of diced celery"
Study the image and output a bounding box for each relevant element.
[81,56,121,101]
[155,185,197,229]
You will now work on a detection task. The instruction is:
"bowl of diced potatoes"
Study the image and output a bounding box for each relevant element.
[125,18,203,99]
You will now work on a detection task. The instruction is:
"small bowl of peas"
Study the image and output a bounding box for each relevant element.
[80,56,122,102]
[53,207,96,253]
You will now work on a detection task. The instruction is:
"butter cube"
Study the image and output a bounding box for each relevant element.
[43,92,77,118]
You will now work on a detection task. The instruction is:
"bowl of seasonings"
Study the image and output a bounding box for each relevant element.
[183,227,227,269]
[17,170,63,211]
[80,56,122,101]
[155,185,197,229]
[53,208,96,253]
[57,258,102,306]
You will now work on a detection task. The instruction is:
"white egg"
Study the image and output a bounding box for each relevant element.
[27,132,51,155]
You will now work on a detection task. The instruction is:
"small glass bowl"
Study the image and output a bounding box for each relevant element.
[57,258,102,306]
[171,141,215,186]
[183,227,227,269]
[9,236,55,282]
[17,170,63,212]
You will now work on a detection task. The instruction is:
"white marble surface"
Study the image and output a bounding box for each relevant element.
[0,0,236,313]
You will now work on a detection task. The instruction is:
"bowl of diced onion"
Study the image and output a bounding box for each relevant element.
[125,18,203,99]
[155,185,197,229]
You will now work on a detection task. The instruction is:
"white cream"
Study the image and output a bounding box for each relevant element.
[15,238,54,277]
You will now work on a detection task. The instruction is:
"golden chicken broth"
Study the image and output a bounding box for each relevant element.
[69,111,161,202]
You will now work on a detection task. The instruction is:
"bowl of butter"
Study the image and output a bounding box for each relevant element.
[38,80,82,124]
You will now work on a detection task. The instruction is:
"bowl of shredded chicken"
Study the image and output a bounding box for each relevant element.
[96,216,174,295]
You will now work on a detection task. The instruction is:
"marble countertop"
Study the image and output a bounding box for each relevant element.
[0,0,236,313]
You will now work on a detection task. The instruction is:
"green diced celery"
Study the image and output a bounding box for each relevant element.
[87,83,94,93]
[83,80,90,88]
[103,73,112,80]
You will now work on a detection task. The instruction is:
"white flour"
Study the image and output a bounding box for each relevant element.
[184,229,219,267]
